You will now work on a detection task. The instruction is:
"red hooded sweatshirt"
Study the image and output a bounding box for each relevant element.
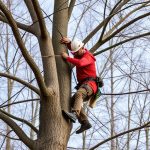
[66,49,97,94]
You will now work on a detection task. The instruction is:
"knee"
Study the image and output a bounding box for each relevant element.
[75,88,87,99]
[75,91,83,99]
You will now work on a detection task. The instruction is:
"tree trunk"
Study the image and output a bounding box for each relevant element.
[110,42,116,150]
[127,49,133,150]
[38,96,69,150]
[145,127,149,150]
[36,35,71,149]
[6,21,12,150]
[6,78,11,150]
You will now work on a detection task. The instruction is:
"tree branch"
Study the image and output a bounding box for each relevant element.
[101,89,150,96]
[0,131,19,141]
[101,2,148,41]
[90,11,150,53]
[0,98,40,108]
[103,11,150,43]
[0,109,38,134]
[83,0,130,44]
[94,32,150,55]
[68,0,76,21]
[31,0,48,38]
[24,0,38,22]
[99,0,131,42]
[0,72,40,95]
[0,12,35,34]
[0,111,35,149]
[23,0,40,36]
[0,1,48,96]
[90,121,150,150]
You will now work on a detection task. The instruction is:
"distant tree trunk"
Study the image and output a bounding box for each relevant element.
[110,46,116,150]
[30,91,39,140]
[6,1,12,148]
[127,49,133,150]
[6,78,11,150]
[145,127,149,150]
[82,132,86,150]
[6,24,12,150]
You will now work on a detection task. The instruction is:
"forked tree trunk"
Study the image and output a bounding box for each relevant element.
[35,34,72,149]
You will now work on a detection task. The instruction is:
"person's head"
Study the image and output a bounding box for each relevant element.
[70,39,85,56]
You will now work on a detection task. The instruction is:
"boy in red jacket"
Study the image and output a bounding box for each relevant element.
[61,37,97,134]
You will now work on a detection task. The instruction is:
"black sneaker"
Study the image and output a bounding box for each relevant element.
[62,110,77,123]
[76,121,92,134]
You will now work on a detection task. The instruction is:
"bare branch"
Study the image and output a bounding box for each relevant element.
[102,2,150,41]
[68,0,76,21]
[90,121,150,150]
[0,72,40,95]
[24,0,38,22]
[0,12,35,34]
[0,111,35,149]
[31,0,48,38]
[0,1,48,95]
[99,0,131,42]
[23,0,40,36]
[101,89,150,96]
[0,98,39,109]
[0,131,19,141]
[94,32,150,55]
[83,0,131,44]
[0,109,38,134]
[90,11,150,53]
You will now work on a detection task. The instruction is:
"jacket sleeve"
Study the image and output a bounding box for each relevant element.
[66,54,94,67]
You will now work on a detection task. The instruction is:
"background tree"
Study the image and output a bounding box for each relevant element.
[0,0,150,149]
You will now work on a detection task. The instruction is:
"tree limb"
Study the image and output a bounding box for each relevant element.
[23,0,40,36]
[0,111,35,149]
[0,131,19,141]
[83,0,131,44]
[99,0,131,42]
[0,1,48,96]
[90,11,150,53]
[94,32,150,55]
[0,98,40,108]
[102,1,150,41]
[0,72,40,95]
[31,0,48,38]
[104,11,150,43]
[90,121,150,150]
[0,109,38,134]
[24,0,38,22]
[0,12,35,34]
[68,0,76,21]
[101,89,150,96]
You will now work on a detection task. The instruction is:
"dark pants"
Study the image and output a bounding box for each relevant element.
[71,84,93,124]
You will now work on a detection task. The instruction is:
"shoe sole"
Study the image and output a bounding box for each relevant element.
[62,110,76,123]
[76,124,92,134]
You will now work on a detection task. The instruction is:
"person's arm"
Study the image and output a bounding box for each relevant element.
[66,55,93,67]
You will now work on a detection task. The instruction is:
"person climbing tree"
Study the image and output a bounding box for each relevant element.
[61,37,98,134]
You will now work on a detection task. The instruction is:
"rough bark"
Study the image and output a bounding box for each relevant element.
[37,35,71,150]
[52,0,71,112]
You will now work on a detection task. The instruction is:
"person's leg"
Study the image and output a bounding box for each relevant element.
[72,88,87,115]
[62,88,86,123]
[75,84,93,134]
[62,84,94,133]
